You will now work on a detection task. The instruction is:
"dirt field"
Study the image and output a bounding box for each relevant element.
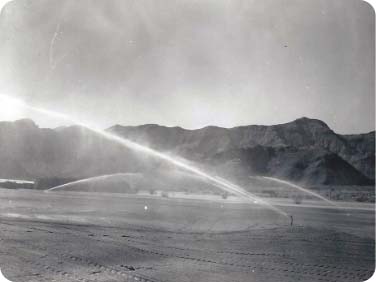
[0,188,374,282]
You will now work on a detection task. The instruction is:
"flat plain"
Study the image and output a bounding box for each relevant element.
[0,188,374,282]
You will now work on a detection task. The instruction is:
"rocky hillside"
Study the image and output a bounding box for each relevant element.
[109,117,375,184]
[0,117,374,186]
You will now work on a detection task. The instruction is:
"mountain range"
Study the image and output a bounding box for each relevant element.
[0,117,374,187]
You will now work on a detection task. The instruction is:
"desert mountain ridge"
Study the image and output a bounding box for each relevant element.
[0,117,374,187]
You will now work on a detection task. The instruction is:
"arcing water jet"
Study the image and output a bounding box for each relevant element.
[47,173,127,191]
[0,94,288,218]
[261,176,338,207]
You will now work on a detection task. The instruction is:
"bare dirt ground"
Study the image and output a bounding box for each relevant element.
[0,188,374,282]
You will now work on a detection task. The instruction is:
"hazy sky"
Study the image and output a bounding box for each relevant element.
[0,0,374,133]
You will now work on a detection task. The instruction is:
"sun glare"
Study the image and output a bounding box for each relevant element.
[0,95,26,121]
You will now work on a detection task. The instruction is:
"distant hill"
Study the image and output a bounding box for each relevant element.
[0,117,374,187]
[0,119,149,179]
[108,117,375,184]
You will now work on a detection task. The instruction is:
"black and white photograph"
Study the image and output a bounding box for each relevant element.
[0,0,374,281]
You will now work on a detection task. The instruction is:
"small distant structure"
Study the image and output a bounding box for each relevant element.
[0,179,34,190]
[149,188,156,195]
[292,194,303,205]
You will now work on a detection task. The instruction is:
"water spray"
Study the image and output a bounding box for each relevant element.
[47,173,126,191]
[0,94,289,218]
[261,176,338,207]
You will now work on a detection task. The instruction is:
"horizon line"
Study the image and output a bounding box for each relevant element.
[1,117,375,136]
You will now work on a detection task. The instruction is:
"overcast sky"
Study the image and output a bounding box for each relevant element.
[0,0,374,133]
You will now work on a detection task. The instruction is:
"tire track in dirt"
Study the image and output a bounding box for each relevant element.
[0,220,373,282]
[118,240,372,282]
